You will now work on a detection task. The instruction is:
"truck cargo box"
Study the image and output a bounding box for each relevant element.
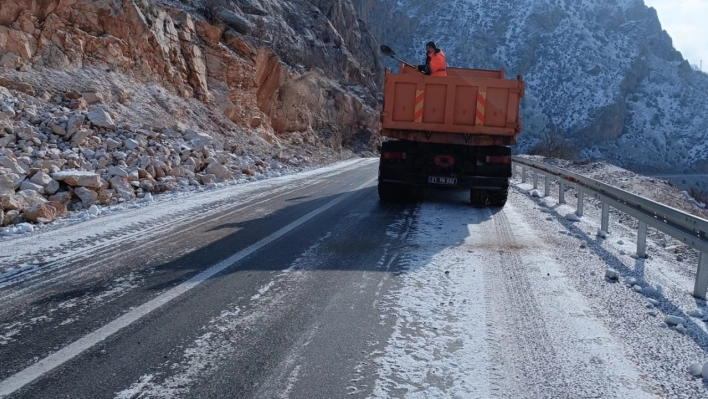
[381,65,525,146]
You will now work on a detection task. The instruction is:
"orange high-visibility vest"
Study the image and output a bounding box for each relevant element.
[429,50,447,76]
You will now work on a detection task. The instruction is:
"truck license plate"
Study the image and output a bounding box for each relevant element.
[428,177,457,185]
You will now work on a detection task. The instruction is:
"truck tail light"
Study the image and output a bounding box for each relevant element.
[434,155,454,167]
[383,152,406,160]
[486,156,511,164]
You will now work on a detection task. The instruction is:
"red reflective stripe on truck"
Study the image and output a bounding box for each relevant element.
[414,90,424,123]
[475,91,487,125]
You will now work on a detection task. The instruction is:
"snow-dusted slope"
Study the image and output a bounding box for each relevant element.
[354,0,708,173]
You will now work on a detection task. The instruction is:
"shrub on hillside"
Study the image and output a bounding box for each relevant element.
[689,186,708,206]
[527,127,576,160]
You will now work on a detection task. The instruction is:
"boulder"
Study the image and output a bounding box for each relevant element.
[106,138,121,149]
[3,210,19,226]
[109,176,136,201]
[108,165,129,177]
[23,203,57,223]
[184,129,213,145]
[0,134,16,147]
[249,116,262,128]
[139,179,156,193]
[17,190,47,207]
[74,187,98,206]
[71,129,92,146]
[127,170,139,181]
[52,171,102,188]
[83,91,104,104]
[30,172,60,195]
[66,114,85,137]
[199,174,218,185]
[0,156,27,175]
[0,174,15,196]
[51,123,67,136]
[97,189,114,205]
[205,163,233,181]
[156,179,178,193]
[167,166,195,178]
[47,201,68,217]
[124,138,140,150]
[48,191,72,204]
[19,180,44,194]
[87,108,116,129]
[0,195,27,211]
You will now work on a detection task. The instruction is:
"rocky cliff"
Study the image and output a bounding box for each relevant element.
[0,0,383,228]
[353,0,708,174]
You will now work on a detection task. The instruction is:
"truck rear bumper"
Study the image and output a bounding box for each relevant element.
[379,172,509,190]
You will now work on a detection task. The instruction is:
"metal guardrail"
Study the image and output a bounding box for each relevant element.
[511,156,708,299]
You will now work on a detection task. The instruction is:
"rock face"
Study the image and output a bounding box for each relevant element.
[353,0,708,173]
[0,0,382,151]
[0,0,383,227]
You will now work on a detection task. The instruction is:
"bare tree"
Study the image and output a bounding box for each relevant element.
[527,126,575,159]
[689,186,708,205]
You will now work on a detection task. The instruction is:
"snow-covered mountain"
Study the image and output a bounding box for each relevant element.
[354,0,708,174]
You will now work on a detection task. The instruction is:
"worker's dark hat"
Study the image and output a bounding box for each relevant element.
[426,41,437,49]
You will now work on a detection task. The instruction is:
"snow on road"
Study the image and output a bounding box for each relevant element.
[371,190,655,398]
[5,157,708,397]
[0,158,375,307]
[108,172,708,398]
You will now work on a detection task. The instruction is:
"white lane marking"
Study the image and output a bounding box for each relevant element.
[0,177,377,397]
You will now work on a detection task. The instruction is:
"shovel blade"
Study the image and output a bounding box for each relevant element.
[380,45,396,57]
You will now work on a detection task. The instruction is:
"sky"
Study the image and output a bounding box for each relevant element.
[643,0,708,69]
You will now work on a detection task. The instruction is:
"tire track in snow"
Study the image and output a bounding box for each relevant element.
[371,199,491,398]
[483,210,570,398]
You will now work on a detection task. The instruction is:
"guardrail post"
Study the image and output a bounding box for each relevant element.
[533,171,538,189]
[694,253,708,299]
[521,167,527,183]
[512,164,517,179]
[544,175,550,197]
[637,221,647,258]
[576,191,584,217]
[601,203,610,233]
[559,180,566,204]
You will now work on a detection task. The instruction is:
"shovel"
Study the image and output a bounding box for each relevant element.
[380,45,419,71]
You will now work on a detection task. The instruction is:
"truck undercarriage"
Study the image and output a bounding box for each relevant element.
[378,140,511,207]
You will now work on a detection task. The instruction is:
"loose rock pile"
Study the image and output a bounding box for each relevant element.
[0,86,300,227]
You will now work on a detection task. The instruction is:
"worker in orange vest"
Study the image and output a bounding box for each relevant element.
[417,41,447,76]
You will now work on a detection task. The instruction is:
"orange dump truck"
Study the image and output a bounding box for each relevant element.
[378,64,525,206]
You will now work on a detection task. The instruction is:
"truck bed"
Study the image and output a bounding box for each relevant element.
[381,64,525,146]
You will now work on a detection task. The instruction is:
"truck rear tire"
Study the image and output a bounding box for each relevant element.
[470,189,488,207]
[488,189,508,207]
[378,182,398,202]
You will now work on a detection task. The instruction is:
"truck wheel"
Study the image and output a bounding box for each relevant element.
[488,189,508,207]
[378,182,397,202]
[399,185,415,202]
[470,189,488,207]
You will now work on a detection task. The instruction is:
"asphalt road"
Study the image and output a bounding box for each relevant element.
[0,158,670,398]
[0,159,412,398]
